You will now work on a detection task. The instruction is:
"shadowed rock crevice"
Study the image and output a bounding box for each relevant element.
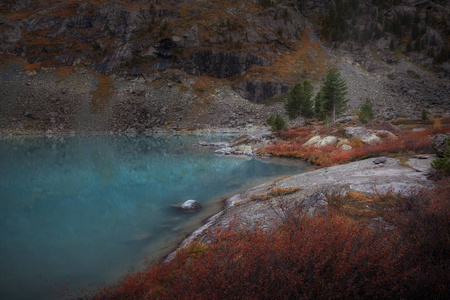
[235,80,291,103]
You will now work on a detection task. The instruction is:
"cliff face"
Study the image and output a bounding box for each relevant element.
[0,0,449,134]
[1,0,448,93]
[0,0,314,103]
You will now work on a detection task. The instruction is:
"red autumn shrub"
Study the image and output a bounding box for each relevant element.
[91,180,450,300]
[382,179,450,298]
[260,128,435,167]
[377,131,389,139]
[95,218,406,299]
[277,126,311,142]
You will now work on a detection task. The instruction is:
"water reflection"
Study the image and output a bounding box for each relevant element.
[0,134,310,300]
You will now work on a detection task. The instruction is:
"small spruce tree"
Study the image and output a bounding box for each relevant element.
[314,89,325,120]
[359,98,375,124]
[284,80,314,122]
[319,68,349,124]
[421,109,429,120]
[267,114,286,131]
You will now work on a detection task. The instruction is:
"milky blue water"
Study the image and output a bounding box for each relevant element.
[0,134,311,299]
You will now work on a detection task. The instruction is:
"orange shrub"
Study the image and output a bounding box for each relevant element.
[268,187,300,197]
[433,118,442,130]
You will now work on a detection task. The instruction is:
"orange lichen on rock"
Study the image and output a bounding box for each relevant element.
[245,29,331,84]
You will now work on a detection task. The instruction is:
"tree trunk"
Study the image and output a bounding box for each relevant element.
[333,102,336,124]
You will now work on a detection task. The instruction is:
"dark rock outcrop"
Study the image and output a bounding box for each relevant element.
[0,18,22,44]
[295,0,332,16]
[432,134,450,158]
[235,80,291,103]
[180,50,270,78]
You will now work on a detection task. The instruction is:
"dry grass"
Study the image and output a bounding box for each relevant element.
[250,187,300,201]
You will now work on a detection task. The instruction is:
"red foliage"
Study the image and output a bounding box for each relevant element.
[382,179,450,298]
[260,128,436,167]
[277,126,311,141]
[95,218,407,299]
[92,180,450,300]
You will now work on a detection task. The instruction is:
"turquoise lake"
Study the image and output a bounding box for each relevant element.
[0,134,311,299]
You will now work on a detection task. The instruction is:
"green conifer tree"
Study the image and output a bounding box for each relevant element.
[319,68,349,124]
[267,114,286,131]
[359,98,375,124]
[314,89,325,120]
[284,80,314,121]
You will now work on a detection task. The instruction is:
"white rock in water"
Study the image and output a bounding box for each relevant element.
[180,200,202,211]
[234,145,253,155]
[215,147,232,155]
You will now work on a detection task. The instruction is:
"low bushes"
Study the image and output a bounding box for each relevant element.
[92,180,450,300]
[259,128,438,167]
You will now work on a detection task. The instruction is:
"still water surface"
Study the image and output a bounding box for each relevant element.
[0,134,311,299]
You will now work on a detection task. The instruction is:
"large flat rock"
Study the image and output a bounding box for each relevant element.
[166,155,435,261]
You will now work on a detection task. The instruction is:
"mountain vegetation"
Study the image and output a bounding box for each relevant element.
[320,0,450,66]
[359,98,375,124]
[314,68,349,124]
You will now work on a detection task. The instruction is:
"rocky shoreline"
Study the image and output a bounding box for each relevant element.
[166,154,436,262]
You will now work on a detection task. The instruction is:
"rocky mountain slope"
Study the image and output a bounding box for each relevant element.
[0,0,449,134]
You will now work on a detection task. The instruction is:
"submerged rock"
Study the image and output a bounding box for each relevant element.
[180,200,202,211]
[214,147,233,155]
[232,145,254,156]
[199,141,230,147]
